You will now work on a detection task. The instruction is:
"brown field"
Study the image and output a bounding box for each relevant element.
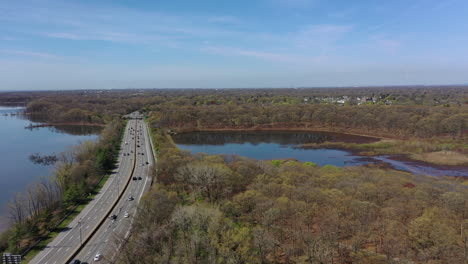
[410,151,468,165]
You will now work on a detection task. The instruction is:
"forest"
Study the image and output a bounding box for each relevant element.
[0,86,464,140]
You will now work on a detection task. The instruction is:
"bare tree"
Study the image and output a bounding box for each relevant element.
[8,193,26,225]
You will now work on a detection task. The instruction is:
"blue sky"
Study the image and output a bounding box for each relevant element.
[1,0,468,90]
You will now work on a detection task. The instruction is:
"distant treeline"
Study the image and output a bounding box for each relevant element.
[156,104,467,138]
[6,86,465,139]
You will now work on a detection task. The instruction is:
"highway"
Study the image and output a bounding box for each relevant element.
[73,120,154,263]
[29,116,150,264]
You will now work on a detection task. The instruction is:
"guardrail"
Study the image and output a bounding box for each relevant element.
[108,120,156,264]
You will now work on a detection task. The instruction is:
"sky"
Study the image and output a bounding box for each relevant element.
[1,0,468,90]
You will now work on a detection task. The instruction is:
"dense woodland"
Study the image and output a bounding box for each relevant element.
[119,124,468,264]
[155,103,467,138]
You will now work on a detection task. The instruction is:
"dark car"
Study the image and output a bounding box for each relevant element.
[70,260,81,264]
[132,176,137,180]
[110,214,117,220]
[138,177,142,180]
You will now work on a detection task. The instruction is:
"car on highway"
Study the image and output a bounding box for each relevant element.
[93,253,103,261]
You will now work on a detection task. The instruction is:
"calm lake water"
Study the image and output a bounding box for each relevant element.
[173,131,468,177]
[0,106,101,232]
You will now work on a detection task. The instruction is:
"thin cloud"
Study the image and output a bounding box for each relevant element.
[269,0,317,8]
[206,15,241,24]
[44,31,170,45]
[299,24,354,35]
[202,45,326,64]
[0,50,62,59]
[46,32,84,40]
[370,34,402,52]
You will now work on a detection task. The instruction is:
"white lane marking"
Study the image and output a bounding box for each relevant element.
[60,122,139,263]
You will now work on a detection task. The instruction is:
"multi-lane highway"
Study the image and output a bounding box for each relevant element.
[74,120,154,263]
[30,116,153,264]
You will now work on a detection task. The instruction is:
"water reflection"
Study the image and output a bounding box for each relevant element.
[23,124,103,136]
[172,131,378,146]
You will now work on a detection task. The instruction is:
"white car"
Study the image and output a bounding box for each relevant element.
[94,253,102,261]
[124,212,129,218]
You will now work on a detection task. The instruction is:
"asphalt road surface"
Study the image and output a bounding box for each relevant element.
[74,120,154,263]
[30,119,150,264]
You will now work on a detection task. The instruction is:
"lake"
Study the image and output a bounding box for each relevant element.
[0,107,101,232]
[173,131,468,177]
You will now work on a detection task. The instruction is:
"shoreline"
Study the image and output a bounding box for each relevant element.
[174,126,390,141]
[171,127,467,168]
[25,122,106,128]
